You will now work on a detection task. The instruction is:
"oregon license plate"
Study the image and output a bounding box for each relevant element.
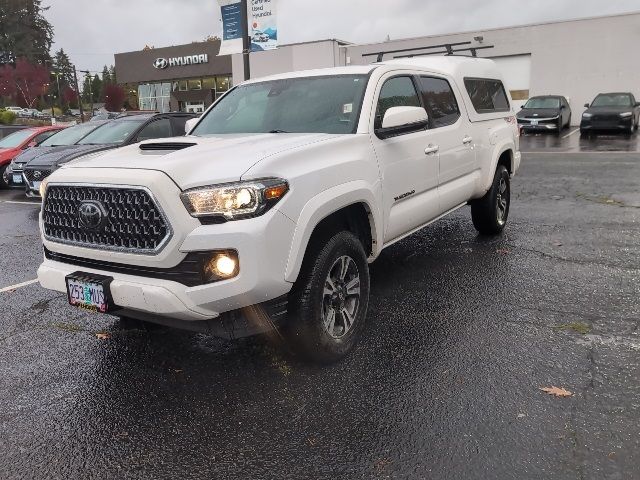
[12,174,22,184]
[65,272,114,313]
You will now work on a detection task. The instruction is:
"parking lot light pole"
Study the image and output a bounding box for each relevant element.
[73,68,85,122]
[241,0,251,81]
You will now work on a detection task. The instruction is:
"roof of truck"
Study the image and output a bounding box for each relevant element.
[243,56,501,85]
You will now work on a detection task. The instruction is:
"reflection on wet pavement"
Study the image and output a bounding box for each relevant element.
[520,128,640,152]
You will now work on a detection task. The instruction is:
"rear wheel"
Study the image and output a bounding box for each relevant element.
[471,165,510,235]
[286,230,370,363]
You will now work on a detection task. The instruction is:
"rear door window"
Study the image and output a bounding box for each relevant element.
[418,76,460,128]
[464,78,510,113]
[375,76,421,129]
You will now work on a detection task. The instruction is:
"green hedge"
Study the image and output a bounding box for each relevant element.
[0,110,17,125]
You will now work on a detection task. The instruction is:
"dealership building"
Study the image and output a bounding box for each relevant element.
[116,12,639,124]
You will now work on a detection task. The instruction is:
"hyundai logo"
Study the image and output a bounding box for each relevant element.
[78,201,106,230]
[153,58,169,69]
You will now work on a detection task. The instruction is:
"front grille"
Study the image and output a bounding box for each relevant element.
[43,185,171,254]
[24,169,51,182]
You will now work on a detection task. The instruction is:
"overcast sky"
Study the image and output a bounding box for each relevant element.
[44,0,638,74]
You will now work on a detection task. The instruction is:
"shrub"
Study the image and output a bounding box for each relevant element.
[0,110,17,125]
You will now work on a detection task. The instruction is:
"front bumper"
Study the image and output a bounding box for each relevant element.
[580,116,633,131]
[38,170,297,324]
[517,118,560,131]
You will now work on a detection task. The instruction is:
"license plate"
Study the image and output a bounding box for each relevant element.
[12,174,22,184]
[65,272,114,313]
[530,119,538,126]
[33,181,41,192]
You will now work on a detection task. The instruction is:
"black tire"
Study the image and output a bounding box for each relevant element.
[556,117,563,135]
[286,230,370,363]
[566,115,572,129]
[0,165,8,189]
[471,165,510,235]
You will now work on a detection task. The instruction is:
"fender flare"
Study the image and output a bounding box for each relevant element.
[283,181,382,283]
[482,141,515,192]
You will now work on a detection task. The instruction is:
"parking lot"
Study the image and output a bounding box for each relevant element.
[1,132,639,479]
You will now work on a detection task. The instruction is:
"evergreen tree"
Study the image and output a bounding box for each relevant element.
[81,72,93,103]
[52,49,74,90]
[101,65,111,91]
[0,0,54,65]
[109,65,116,84]
[91,74,102,104]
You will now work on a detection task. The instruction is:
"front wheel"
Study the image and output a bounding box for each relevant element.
[0,165,8,189]
[286,231,370,363]
[471,165,511,235]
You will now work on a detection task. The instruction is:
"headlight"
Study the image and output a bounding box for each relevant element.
[39,177,49,198]
[619,112,633,118]
[582,113,592,118]
[180,178,289,221]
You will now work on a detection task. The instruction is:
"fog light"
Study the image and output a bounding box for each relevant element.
[203,251,239,283]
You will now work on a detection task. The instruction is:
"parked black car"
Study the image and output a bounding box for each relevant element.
[580,92,640,136]
[6,121,109,188]
[23,112,195,197]
[517,95,571,133]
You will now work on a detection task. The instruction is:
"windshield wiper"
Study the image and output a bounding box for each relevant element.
[268,129,290,133]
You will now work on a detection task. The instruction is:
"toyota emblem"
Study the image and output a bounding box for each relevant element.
[78,201,106,230]
[33,171,42,179]
[153,58,169,69]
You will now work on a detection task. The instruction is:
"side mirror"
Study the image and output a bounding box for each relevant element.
[560,105,566,109]
[584,103,590,108]
[376,106,428,139]
[185,118,198,134]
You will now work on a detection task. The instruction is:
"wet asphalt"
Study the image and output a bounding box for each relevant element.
[1,134,639,480]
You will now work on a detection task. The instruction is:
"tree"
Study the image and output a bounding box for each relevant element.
[103,84,125,111]
[52,49,74,89]
[0,63,16,100]
[91,74,102,103]
[63,86,78,108]
[81,73,94,103]
[109,65,116,84]
[0,0,54,65]
[14,58,49,107]
[101,65,111,87]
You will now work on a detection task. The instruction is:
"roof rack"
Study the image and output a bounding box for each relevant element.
[362,42,494,62]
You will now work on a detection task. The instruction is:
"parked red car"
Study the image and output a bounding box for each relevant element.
[0,126,65,188]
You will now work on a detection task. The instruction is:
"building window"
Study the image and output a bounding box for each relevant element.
[178,80,188,92]
[188,79,202,91]
[202,77,216,90]
[138,82,171,113]
[216,76,231,92]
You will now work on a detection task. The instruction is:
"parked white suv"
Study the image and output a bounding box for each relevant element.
[38,57,520,362]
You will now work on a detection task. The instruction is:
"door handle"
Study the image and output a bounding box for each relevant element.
[462,136,473,145]
[424,144,439,155]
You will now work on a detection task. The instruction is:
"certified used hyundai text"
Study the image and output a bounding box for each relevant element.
[38,57,521,362]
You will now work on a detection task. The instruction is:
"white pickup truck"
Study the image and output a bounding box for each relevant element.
[38,56,520,362]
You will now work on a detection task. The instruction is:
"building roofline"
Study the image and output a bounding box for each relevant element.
[348,10,640,48]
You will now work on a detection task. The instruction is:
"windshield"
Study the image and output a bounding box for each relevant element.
[40,123,103,147]
[192,75,369,135]
[524,97,560,109]
[591,94,633,107]
[0,129,34,148]
[78,119,146,145]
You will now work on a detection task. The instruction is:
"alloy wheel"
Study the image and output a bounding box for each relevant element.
[322,255,361,339]
[496,176,509,226]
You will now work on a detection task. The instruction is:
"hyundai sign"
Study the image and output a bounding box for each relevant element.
[153,54,209,69]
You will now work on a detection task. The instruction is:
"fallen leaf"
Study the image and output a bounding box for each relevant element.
[608,452,616,459]
[517,413,526,418]
[306,437,318,447]
[540,386,573,397]
[554,242,563,247]
[96,332,111,340]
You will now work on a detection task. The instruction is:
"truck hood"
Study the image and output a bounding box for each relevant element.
[26,144,116,169]
[65,133,340,189]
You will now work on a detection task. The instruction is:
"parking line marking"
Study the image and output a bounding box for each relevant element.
[0,200,41,206]
[562,128,580,139]
[0,279,39,294]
